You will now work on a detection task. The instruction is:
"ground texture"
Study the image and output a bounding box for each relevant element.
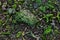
[0,0,60,40]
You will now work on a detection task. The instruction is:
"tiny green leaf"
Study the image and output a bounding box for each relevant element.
[16,31,22,38]
[39,6,46,12]
[12,4,17,9]
[57,12,60,21]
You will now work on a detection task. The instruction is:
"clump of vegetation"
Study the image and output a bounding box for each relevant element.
[43,14,53,22]
[15,9,39,26]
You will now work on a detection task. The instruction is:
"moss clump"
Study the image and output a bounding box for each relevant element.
[15,9,38,26]
[44,26,52,35]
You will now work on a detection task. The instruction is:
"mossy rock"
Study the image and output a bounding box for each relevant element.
[15,9,38,26]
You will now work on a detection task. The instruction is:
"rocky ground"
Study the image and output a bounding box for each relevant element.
[0,0,60,40]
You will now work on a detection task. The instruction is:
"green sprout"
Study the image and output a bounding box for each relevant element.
[39,6,46,12]
[57,12,60,22]
[47,3,54,9]
[16,31,22,38]
[43,14,53,22]
[12,4,17,9]
[44,26,52,35]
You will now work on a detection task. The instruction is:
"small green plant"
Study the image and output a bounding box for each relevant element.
[46,1,54,9]
[16,31,22,38]
[44,26,52,35]
[57,12,60,22]
[39,6,46,12]
[12,4,17,9]
[43,14,53,22]
[47,3,54,9]
[15,9,38,26]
